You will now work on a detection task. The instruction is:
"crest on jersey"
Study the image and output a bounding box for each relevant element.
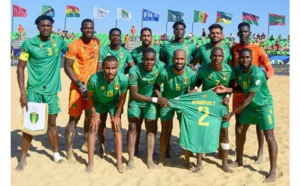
[114,82,120,90]
[269,109,273,114]
[183,78,188,84]
[169,78,173,82]
[154,71,158,77]
[202,94,207,98]
[101,86,105,90]
[255,80,261,85]
[90,52,95,59]
[184,44,189,49]
[39,44,43,49]
[208,75,212,79]
[222,73,227,80]
[238,76,242,80]
[130,74,135,80]
[119,52,123,58]
[51,39,57,47]
[107,90,113,97]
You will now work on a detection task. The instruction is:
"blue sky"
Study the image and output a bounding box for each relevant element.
[11,0,290,39]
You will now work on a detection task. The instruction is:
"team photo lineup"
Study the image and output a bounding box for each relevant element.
[14,13,281,183]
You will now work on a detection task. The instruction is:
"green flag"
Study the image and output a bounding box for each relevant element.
[41,5,54,17]
[269,13,285,26]
[168,9,184,22]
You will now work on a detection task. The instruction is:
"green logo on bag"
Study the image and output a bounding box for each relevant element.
[30,112,39,124]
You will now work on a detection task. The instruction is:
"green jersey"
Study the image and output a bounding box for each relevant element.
[87,72,129,105]
[98,45,133,73]
[156,65,197,99]
[131,45,161,64]
[128,61,165,106]
[160,40,196,66]
[168,90,227,153]
[195,43,232,67]
[198,63,235,99]
[19,35,68,95]
[235,65,273,111]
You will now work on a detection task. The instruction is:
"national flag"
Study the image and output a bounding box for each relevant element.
[41,5,55,18]
[13,5,27,17]
[193,10,208,23]
[117,8,132,20]
[216,11,233,24]
[167,9,184,22]
[93,6,109,18]
[242,12,259,26]
[269,13,285,26]
[66,5,80,17]
[142,9,159,21]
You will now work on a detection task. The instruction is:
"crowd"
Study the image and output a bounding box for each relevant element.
[15,15,279,183]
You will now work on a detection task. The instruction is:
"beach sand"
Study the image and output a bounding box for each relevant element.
[11,68,289,185]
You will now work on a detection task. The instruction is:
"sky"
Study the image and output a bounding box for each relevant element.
[11,0,290,40]
[3,1,297,186]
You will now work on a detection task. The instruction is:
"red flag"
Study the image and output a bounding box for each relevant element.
[13,5,27,17]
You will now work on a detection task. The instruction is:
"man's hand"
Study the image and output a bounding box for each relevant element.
[20,94,28,111]
[188,63,195,71]
[222,113,233,122]
[212,85,227,94]
[111,116,121,132]
[189,89,198,94]
[157,97,168,107]
[77,81,88,100]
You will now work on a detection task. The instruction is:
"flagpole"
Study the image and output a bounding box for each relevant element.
[12,17,14,32]
[141,9,143,29]
[64,17,66,31]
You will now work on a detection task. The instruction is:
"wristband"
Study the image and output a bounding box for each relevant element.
[226,94,231,98]
[194,86,199,90]
[152,97,158,103]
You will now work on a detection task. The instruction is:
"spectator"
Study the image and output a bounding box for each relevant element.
[275,41,281,51]
[278,34,283,41]
[57,29,62,35]
[270,35,275,41]
[131,26,136,41]
[70,32,75,40]
[160,33,168,41]
[154,39,160,45]
[201,28,206,38]
[252,33,256,40]
[125,34,130,48]
[188,32,194,42]
[287,35,290,41]
[18,24,24,40]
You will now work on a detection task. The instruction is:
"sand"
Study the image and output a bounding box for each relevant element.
[11,67,289,186]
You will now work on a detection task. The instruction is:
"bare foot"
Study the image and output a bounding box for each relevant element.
[66,150,76,163]
[125,160,135,170]
[222,165,234,173]
[14,158,27,171]
[184,161,193,169]
[117,162,124,173]
[85,163,93,173]
[229,161,242,168]
[81,142,88,153]
[263,172,276,183]
[191,166,202,173]
[147,160,157,169]
[254,153,264,164]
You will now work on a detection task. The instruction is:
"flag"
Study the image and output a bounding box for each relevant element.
[117,8,132,20]
[142,9,159,21]
[168,9,184,22]
[242,12,259,26]
[193,10,208,23]
[41,5,55,17]
[13,5,27,17]
[216,11,233,24]
[66,5,80,17]
[93,6,109,18]
[269,13,285,26]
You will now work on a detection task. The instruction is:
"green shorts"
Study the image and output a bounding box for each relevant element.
[239,105,275,130]
[26,91,61,115]
[128,101,157,120]
[94,103,118,116]
[160,105,182,121]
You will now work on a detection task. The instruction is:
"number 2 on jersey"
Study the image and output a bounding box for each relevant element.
[198,106,209,126]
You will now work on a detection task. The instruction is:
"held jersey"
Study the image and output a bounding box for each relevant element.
[87,72,128,105]
[235,65,273,112]
[19,35,68,95]
[65,37,100,84]
[131,45,161,64]
[195,43,232,67]
[156,65,197,99]
[168,90,227,153]
[198,63,235,99]
[128,61,165,106]
[98,45,133,74]
[160,40,197,66]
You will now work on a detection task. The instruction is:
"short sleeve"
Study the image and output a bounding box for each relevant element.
[249,73,265,92]
[120,75,129,93]
[156,68,166,85]
[87,75,96,92]
[128,69,138,86]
